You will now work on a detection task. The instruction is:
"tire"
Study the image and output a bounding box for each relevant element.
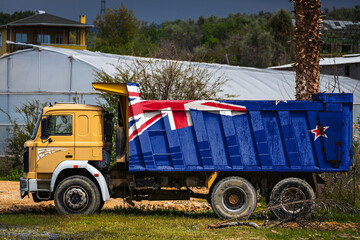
[54,175,101,215]
[270,177,315,220]
[211,176,257,220]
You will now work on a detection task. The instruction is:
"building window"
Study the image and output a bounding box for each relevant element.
[37,34,51,44]
[16,33,27,43]
[55,35,63,44]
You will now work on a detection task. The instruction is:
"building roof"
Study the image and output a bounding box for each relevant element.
[291,19,360,32]
[270,54,360,69]
[322,20,360,31]
[0,13,93,28]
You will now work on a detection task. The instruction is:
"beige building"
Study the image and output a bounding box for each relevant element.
[0,11,92,55]
[270,54,360,80]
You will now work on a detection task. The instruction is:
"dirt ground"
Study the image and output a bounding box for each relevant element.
[1,181,360,234]
[0,181,211,214]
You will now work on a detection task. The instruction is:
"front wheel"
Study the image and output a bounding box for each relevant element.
[211,176,257,220]
[54,176,101,215]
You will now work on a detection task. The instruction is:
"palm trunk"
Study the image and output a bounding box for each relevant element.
[292,0,322,100]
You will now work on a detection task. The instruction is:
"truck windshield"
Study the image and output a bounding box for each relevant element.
[30,112,42,140]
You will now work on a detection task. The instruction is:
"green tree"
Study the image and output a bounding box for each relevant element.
[239,25,275,68]
[268,9,293,44]
[139,22,161,43]
[157,19,201,54]
[324,5,360,21]
[94,4,140,49]
[268,9,294,66]
[92,6,298,68]
[0,11,34,25]
[86,30,97,50]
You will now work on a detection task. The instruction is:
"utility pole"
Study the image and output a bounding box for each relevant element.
[100,0,106,19]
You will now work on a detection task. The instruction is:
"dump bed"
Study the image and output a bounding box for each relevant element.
[113,83,352,173]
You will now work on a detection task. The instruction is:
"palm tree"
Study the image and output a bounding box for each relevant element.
[292,0,322,100]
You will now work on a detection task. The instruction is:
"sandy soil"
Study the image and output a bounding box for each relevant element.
[0,181,36,208]
[0,181,211,213]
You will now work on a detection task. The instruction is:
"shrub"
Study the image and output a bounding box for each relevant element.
[0,100,48,175]
[4,168,24,181]
[321,119,360,207]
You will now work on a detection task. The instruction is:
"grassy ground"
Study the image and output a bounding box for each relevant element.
[0,207,360,239]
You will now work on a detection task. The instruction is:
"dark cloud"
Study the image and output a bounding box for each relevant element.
[1,0,358,24]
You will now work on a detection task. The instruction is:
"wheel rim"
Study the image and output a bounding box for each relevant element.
[222,187,248,212]
[280,187,306,214]
[63,186,89,211]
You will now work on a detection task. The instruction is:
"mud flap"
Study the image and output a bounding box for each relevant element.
[116,126,126,162]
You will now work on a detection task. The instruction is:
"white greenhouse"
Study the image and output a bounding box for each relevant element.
[0,45,359,155]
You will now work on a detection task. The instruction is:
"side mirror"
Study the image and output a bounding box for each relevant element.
[40,118,49,140]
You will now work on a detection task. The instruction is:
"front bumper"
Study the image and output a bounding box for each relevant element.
[20,177,28,198]
[20,177,51,198]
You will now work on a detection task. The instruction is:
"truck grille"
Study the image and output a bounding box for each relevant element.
[23,147,29,173]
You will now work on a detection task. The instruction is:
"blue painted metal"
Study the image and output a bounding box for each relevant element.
[127,88,353,173]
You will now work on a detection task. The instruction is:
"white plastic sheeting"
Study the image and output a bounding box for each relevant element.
[0,46,359,154]
[270,54,360,69]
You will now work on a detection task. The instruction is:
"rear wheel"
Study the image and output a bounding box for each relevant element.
[211,177,257,220]
[54,176,101,215]
[270,177,315,220]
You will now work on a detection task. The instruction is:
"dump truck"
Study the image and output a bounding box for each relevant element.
[20,83,353,219]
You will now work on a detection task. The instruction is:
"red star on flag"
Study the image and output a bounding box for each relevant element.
[309,124,329,141]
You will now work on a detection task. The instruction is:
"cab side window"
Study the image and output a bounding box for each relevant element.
[48,115,72,135]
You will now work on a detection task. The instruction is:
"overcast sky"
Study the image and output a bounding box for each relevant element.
[1,0,359,24]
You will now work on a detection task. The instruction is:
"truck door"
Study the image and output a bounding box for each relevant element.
[36,113,75,174]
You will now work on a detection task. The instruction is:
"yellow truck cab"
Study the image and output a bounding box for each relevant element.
[21,103,112,214]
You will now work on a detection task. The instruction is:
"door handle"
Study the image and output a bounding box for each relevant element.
[65,155,73,158]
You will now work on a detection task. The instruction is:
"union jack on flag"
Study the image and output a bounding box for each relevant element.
[126,83,247,142]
